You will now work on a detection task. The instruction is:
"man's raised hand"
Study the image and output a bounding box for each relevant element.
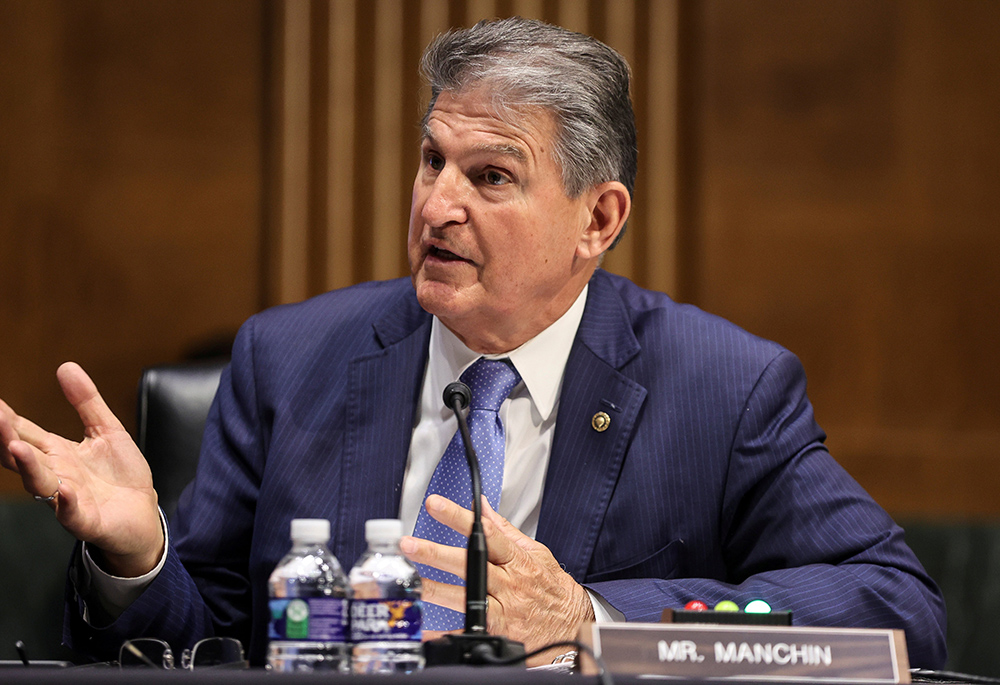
[0,362,163,577]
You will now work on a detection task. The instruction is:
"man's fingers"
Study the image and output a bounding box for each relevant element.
[417,576,466,614]
[0,400,18,471]
[422,494,472,536]
[478,497,529,563]
[0,399,62,457]
[11,440,62,500]
[56,362,124,434]
[415,499,592,660]
[423,495,521,565]
[0,398,18,441]
[400,534,467,578]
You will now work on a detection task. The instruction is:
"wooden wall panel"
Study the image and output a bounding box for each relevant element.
[0,0,264,496]
[681,0,1000,517]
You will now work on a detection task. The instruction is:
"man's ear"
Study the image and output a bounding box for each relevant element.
[577,181,631,259]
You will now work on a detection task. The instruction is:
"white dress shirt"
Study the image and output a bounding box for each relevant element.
[399,284,588,539]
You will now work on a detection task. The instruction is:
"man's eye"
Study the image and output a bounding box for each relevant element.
[484,170,508,186]
[427,154,444,171]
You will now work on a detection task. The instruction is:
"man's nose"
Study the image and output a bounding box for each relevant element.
[421,169,468,228]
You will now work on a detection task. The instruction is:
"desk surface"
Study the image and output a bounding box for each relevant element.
[0,666,579,685]
[0,667,991,685]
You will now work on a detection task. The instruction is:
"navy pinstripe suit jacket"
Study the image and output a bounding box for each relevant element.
[66,269,947,668]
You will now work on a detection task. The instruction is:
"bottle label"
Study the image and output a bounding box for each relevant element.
[268,597,348,642]
[350,599,422,642]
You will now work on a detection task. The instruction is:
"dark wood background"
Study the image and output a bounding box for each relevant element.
[2,0,998,519]
[679,0,1000,517]
[0,0,264,461]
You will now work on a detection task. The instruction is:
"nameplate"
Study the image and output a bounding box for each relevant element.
[576,622,910,682]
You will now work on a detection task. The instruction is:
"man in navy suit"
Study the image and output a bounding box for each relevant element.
[1,18,946,669]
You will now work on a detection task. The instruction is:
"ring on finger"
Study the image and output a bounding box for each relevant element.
[33,478,61,503]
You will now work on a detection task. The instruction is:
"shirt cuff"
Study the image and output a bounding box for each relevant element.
[586,587,625,622]
[81,507,169,621]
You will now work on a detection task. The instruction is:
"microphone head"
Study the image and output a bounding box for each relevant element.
[443,381,471,411]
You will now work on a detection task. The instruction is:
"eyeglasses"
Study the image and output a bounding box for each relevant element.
[118,637,247,670]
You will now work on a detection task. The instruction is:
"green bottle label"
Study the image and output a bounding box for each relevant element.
[285,599,310,639]
[268,597,349,642]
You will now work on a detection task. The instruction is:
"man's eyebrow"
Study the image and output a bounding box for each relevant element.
[421,127,528,163]
[471,142,527,162]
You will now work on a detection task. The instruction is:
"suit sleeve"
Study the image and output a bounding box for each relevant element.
[64,318,264,662]
[584,351,948,670]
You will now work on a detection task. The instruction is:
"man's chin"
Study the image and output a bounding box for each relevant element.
[413,276,471,319]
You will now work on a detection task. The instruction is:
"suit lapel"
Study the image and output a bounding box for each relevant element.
[536,271,647,581]
[335,289,431,566]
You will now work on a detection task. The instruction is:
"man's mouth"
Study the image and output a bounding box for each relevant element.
[428,245,471,263]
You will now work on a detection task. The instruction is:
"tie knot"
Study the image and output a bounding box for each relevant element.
[459,358,521,412]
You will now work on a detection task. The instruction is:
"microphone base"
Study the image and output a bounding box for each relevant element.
[423,633,526,667]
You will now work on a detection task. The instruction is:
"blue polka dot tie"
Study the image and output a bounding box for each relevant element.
[413,357,521,630]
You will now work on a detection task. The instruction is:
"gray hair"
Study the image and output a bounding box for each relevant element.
[420,17,637,246]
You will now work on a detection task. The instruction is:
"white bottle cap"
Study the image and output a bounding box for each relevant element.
[365,518,403,543]
[290,518,331,544]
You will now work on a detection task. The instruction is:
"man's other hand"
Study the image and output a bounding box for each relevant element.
[0,362,164,577]
[400,494,595,665]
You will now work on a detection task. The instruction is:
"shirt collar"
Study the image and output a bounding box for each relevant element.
[430,284,588,422]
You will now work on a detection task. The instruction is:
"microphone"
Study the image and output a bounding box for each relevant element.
[441,382,488,634]
[442,381,471,412]
[423,382,526,667]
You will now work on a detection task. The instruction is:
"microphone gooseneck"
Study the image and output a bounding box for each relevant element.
[442,381,486,633]
[424,379,525,666]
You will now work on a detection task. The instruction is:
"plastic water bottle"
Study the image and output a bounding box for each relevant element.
[267,518,351,672]
[350,519,424,674]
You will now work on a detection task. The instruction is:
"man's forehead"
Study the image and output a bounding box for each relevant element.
[421,91,556,161]
[420,123,529,162]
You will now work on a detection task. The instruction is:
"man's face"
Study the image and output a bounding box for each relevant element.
[408,89,596,353]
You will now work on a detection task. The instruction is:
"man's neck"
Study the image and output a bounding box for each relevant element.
[441,281,593,354]
[431,282,589,422]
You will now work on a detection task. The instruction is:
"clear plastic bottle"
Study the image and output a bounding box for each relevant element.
[267,518,351,672]
[349,519,424,674]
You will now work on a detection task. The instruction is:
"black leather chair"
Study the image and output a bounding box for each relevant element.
[899,519,1000,677]
[136,357,228,518]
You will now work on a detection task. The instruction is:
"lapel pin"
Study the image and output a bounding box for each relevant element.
[591,411,611,432]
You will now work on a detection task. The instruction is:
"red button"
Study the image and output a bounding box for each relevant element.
[684,600,709,611]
